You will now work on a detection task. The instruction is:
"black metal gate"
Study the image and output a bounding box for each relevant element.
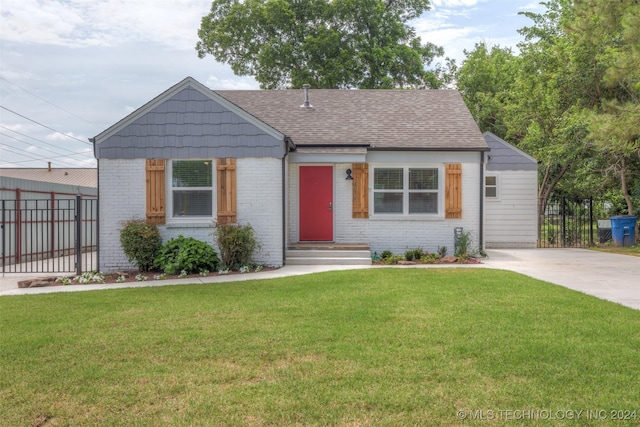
[1,196,98,274]
[538,196,595,248]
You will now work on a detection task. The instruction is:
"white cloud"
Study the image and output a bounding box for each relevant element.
[432,0,480,6]
[44,131,86,142]
[206,75,259,90]
[0,0,211,49]
[520,2,544,11]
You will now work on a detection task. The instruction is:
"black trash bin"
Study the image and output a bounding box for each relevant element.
[597,219,612,244]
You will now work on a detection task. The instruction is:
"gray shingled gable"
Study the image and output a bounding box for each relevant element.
[93,77,286,159]
[93,77,489,158]
[216,88,488,151]
[484,132,538,171]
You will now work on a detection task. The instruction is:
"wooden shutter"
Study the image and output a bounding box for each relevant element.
[445,163,462,219]
[145,159,166,224]
[217,158,237,224]
[352,163,369,218]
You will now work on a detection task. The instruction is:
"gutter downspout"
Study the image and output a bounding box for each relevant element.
[282,137,295,265]
[479,151,485,250]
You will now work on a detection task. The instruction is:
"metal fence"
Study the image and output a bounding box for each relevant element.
[538,196,595,248]
[1,196,97,274]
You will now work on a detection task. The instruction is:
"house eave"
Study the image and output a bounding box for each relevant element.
[368,146,490,152]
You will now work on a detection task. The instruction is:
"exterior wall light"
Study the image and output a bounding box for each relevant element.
[345,169,353,180]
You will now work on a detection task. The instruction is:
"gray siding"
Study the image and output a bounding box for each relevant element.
[485,132,537,171]
[0,177,97,199]
[96,86,285,159]
[485,170,538,248]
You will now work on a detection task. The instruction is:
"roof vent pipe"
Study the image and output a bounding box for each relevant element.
[300,84,312,108]
[48,162,52,172]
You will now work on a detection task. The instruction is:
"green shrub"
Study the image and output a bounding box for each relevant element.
[404,248,424,261]
[153,235,219,275]
[404,249,415,261]
[420,253,440,263]
[383,254,404,265]
[213,223,261,270]
[119,219,162,272]
[380,250,393,260]
[454,230,480,258]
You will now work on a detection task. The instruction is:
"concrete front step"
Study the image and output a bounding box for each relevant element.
[285,249,372,265]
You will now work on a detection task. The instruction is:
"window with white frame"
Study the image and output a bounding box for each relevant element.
[373,166,440,215]
[485,174,499,199]
[170,160,214,218]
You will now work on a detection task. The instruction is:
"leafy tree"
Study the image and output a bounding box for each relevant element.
[456,0,639,238]
[508,0,603,229]
[569,0,640,215]
[456,42,520,139]
[196,0,446,89]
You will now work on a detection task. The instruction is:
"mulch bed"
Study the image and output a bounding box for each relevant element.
[99,267,280,284]
[17,258,482,288]
[372,256,482,266]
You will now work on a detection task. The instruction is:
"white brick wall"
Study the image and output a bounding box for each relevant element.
[236,158,283,266]
[98,159,147,272]
[100,156,484,271]
[288,163,369,243]
[334,164,369,243]
[287,158,482,257]
[368,162,482,256]
[161,158,284,266]
[288,164,300,243]
[99,157,284,273]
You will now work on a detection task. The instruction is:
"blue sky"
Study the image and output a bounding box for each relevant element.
[0,0,543,168]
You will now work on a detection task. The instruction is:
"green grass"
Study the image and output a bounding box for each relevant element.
[1,269,639,426]
[590,244,640,257]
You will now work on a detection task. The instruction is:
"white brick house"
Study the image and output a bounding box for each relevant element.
[92,77,535,272]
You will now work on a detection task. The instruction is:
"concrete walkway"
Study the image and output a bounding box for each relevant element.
[1,249,638,310]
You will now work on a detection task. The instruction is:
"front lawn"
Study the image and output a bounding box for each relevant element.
[590,243,640,257]
[1,269,639,426]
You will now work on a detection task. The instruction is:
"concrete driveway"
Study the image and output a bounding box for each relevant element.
[482,249,640,310]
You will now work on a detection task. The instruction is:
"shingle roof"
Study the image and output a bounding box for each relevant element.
[0,168,97,188]
[215,88,488,151]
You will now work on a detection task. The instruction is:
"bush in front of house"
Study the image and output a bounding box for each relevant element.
[153,235,220,275]
[119,219,162,272]
[454,229,481,259]
[213,223,261,270]
[404,248,424,261]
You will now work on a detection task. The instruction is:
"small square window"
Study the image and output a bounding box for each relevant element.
[485,175,498,198]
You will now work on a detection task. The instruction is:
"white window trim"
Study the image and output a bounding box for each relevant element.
[166,159,217,224]
[485,172,501,201]
[369,164,444,219]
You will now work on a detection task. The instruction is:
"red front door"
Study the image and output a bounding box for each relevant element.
[299,166,333,241]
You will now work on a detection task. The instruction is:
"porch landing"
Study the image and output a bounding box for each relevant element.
[286,243,372,265]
